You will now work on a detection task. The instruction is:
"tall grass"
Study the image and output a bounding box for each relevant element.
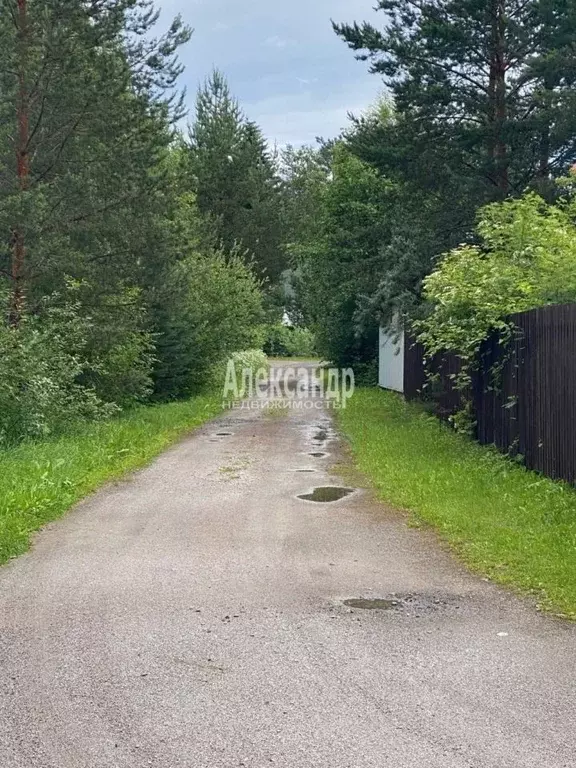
[338,388,576,619]
[0,394,222,564]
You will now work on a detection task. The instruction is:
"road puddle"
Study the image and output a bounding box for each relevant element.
[298,486,354,503]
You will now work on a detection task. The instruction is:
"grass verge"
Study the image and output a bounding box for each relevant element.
[337,387,576,619]
[267,357,323,363]
[0,393,223,566]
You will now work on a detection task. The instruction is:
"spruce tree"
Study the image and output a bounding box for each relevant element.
[187,70,286,281]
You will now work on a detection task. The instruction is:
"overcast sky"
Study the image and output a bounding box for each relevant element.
[157,0,384,146]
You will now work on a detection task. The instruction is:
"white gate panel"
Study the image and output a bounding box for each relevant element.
[379,327,404,393]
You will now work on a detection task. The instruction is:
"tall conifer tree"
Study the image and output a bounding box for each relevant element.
[335,0,576,198]
[187,70,286,281]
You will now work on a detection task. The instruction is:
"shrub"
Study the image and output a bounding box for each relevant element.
[415,191,576,428]
[0,300,115,444]
[230,348,269,373]
[210,348,270,395]
[417,193,576,364]
[78,287,154,408]
[263,323,316,357]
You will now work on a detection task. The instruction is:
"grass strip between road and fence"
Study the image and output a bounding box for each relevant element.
[0,394,223,566]
[337,387,576,620]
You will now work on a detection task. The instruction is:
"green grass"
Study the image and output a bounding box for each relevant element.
[0,393,223,565]
[267,357,322,363]
[337,388,576,619]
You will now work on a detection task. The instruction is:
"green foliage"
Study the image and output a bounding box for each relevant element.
[295,142,394,368]
[320,1,576,352]
[263,324,316,358]
[211,348,270,394]
[186,70,286,281]
[78,287,155,407]
[281,107,468,367]
[152,249,265,398]
[338,387,576,620]
[414,190,576,430]
[229,348,269,373]
[0,4,268,444]
[341,103,495,333]
[335,0,576,196]
[277,145,334,327]
[0,392,222,565]
[0,0,196,428]
[280,144,331,260]
[0,296,117,445]
[416,191,576,369]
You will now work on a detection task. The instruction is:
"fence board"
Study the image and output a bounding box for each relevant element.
[404,304,576,484]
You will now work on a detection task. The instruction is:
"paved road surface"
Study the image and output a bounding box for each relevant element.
[1,364,576,767]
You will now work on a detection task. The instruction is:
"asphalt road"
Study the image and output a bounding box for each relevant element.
[1,364,576,767]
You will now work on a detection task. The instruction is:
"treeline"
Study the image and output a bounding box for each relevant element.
[0,1,305,444]
[6,0,574,442]
[289,0,576,383]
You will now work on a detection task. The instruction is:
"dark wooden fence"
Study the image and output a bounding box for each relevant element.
[403,304,576,484]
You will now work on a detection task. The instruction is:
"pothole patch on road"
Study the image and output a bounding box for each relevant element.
[343,593,461,615]
[298,486,355,503]
[344,598,398,610]
[309,451,329,459]
[215,431,233,437]
[293,468,317,473]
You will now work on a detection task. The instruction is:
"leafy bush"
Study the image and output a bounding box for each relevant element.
[78,287,154,407]
[263,323,316,358]
[210,348,270,395]
[415,191,576,428]
[0,300,116,444]
[230,348,269,373]
[417,192,576,364]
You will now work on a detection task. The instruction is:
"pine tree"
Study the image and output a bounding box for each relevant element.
[0,0,192,403]
[334,0,576,199]
[0,0,191,324]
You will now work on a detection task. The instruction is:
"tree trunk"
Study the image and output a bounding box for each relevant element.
[538,80,553,181]
[10,0,30,328]
[539,126,550,178]
[488,0,509,197]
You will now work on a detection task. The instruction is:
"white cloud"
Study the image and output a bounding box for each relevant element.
[158,0,384,144]
[246,84,381,147]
